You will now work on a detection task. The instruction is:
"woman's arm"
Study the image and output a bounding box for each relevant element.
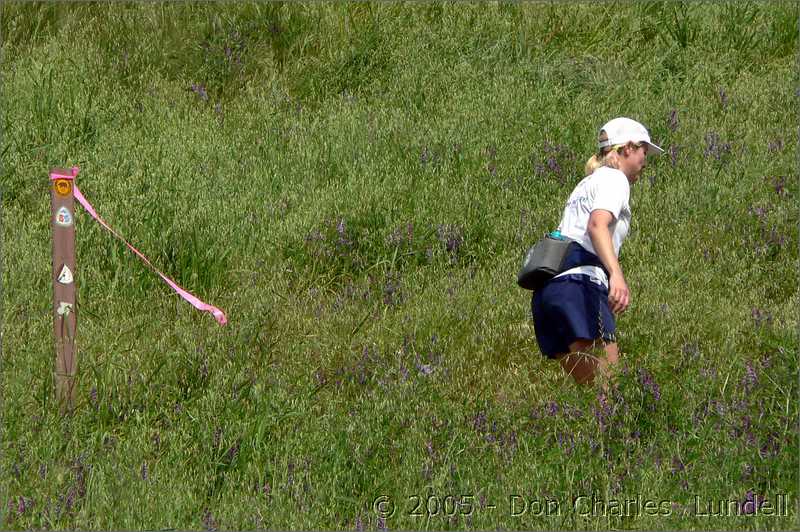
[588,209,629,314]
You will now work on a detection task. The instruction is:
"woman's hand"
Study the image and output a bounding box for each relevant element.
[587,209,629,315]
[608,270,630,314]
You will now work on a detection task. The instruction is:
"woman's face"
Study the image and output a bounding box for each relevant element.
[622,143,648,183]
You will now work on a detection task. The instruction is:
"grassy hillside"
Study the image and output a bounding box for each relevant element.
[1,2,798,529]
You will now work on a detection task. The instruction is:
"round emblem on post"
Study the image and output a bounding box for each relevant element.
[54,179,72,197]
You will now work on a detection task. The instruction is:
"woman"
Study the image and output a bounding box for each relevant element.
[532,117,663,385]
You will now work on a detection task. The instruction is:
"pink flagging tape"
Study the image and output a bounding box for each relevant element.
[70,184,228,325]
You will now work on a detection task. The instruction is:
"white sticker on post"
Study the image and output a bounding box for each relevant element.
[55,206,73,227]
[57,265,74,285]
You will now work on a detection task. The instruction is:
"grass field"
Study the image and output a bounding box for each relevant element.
[1,2,798,530]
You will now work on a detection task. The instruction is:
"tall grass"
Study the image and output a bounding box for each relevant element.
[1,1,798,530]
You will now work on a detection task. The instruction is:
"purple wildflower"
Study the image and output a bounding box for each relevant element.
[751,308,772,327]
[772,176,787,196]
[190,83,209,102]
[567,406,584,419]
[383,278,401,306]
[472,411,488,433]
[305,227,324,246]
[225,440,240,463]
[668,109,679,131]
[286,462,295,488]
[683,341,700,356]
[416,363,434,376]
[733,425,750,442]
[435,224,464,256]
[546,156,560,174]
[213,427,222,450]
[89,386,98,408]
[16,497,30,515]
[638,369,661,402]
[484,422,497,443]
[65,487,76,512]
[669,144,680,167]
[719,88,728,109]
[768,139,784,152]
[73,457,88,498]
[742,362,758,391]
[749,204,768,219]
[759,432,781,458]
[589,438,600,454]
[546,401,559,417]
[502,430,518,453]
[704,132,718,158]
[594,392,611,431]
[671,456,685,474]
[386,223,414,247]
[420,147,431,164]
[140,461,149,481]
[704,132,731,160]
[739,490,764,515]
[767,227,786,248]
[532,141,571,180]
[103,434,117,449]
[556,432,575,454]
[202,508,218,531]
[334,218,352,248]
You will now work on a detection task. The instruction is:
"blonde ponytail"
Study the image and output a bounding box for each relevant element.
[584,154,603,175]
[584,144,626,176]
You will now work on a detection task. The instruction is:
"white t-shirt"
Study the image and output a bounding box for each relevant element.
[558,166,631,257]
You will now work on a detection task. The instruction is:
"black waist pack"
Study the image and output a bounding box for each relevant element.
[517,235,573,291]
[517,237,609,291]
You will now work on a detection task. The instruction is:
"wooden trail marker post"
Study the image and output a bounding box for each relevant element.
[50,166,80,413]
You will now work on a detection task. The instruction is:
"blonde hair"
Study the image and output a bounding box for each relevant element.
[584,131,641,175]
[584,147,622,175]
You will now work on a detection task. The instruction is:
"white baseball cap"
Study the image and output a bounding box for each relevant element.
[598,117,664,155]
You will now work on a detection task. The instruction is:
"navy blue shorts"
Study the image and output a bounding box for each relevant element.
[531,274,617,359]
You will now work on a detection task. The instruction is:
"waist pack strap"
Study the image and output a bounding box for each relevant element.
[554,265,608,289]
[560,242,609,278]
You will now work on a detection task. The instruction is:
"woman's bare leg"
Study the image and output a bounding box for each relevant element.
[556,339,619,386]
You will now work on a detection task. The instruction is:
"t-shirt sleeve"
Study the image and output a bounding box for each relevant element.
[591,171,630,220]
